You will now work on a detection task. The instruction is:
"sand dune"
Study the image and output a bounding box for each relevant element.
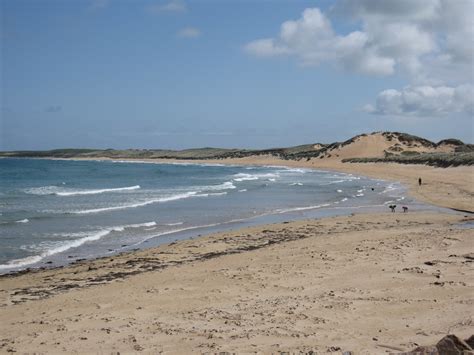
[317,132,462,160]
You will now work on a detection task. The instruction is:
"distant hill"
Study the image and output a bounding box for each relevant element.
[317,132,473,160]
[1,131,473,167]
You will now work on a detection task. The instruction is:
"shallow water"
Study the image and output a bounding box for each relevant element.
[0,158,437,272]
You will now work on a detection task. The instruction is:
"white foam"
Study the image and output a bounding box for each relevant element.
[124,222,157,228]
[204,181,236,191]
[290,182,304,186]
[24,185,59,195]
[262,165,309,173]
[195,192,227,197]
[56,185,141,196]
[279,168,308,173]
[320,180,345,185]
[0,255,44,270]
[276,203,331,214]
[233,173,259,182]
[16,219,29,223]
[232,172,279,182]
[68,192,197,214]
[356,193,364,197]
[337,189,343,193]
[380,184,398,194]
[0,221,156,271]
[238,189,247,192]
[165,222,184,226]
[25,185,140,196]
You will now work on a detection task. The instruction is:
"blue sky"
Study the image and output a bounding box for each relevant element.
[1,0,473,150]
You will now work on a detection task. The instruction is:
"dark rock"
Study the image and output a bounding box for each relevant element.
[436,334,472,354]
[399,334,473,355]
[465,335,474,349]
[407,345,439,354]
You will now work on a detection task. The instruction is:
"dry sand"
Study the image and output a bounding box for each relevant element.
[0,158,473,354]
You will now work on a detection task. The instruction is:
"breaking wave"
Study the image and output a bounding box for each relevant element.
[67,192,198,214]
[24,185,141,196]
[0,222,157,271]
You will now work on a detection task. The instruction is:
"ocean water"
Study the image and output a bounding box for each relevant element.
[0,158,417,272]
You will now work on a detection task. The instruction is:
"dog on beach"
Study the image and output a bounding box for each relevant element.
[389,205,396,212]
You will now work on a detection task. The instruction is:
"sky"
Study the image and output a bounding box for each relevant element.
[1,0,473,150]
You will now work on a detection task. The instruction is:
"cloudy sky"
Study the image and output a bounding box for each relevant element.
[1,0,473,150]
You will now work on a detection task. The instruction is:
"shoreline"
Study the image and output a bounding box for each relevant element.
[0,156,454,275]
[0,168,414,275]
[0,157,472,353]
[0,156,470,275]
[7,155,474,211]
[0,211,472,353]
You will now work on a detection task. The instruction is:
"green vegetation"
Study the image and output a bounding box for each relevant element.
[343,152,474,168]
[0,144,327,161]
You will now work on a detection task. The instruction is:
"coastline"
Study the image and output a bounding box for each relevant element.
[0,157,472,353]
[40,155,474,212]
[1,211,472,353]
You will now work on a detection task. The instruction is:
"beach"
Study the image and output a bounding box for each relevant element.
[0,159,473,354]
[3,0,473,352]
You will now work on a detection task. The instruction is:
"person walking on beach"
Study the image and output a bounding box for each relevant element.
[418,177,422,186]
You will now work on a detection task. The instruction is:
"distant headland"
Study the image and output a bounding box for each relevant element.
[2,131,473,167]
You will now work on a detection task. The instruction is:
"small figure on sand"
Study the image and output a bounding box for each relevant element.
[389,204,396,213]
[402,206,408,213]
[418,177,422,186]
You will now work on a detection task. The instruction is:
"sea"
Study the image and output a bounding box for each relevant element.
[0,158,438,273]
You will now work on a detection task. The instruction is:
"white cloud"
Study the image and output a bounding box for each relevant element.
[245,1,473,117]
[245,8,396,76]
[177,27,201,38]
[244,39,289,57]
[148,0,187,14]
[244,1,473,81]
[365,84,474,116]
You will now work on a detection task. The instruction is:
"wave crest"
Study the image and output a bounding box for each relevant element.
[0,221,157,271]
[24,185,140,196]
[68,192,197,214]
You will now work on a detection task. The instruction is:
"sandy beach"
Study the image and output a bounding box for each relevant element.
[3,0,473,352]
[0,159,473,354]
